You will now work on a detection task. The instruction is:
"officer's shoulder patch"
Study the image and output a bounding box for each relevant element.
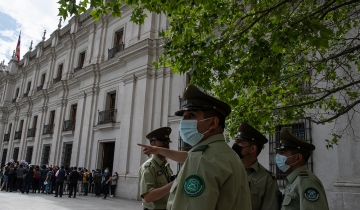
[299,171,308,177]
[192,145,208,152]
[144,162,151,168]
[304,187,320,201]
[183,174,205,197]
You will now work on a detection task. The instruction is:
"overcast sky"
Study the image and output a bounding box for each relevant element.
[0,0,70,64]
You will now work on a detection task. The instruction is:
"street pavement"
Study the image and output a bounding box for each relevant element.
[0,190,142,210]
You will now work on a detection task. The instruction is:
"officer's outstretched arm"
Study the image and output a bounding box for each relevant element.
[137,144,188,163]
[142,181,174,203]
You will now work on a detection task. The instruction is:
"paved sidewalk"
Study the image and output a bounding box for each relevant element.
[0,191,142,210]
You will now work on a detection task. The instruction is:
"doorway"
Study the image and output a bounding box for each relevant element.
[100,142,115,173]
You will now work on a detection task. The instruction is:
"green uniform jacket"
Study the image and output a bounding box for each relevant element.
[247,161,279,210]
[281,165,329,210]
[167,134,252,210]
[139,155,173,210]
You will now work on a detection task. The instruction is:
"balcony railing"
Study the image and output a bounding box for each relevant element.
[23,92,28,98]
[12,98,16,103]
[14,131,22,140]
[37,85,43,91]
[3,134,10,141]
[98,109,117,124]
[43,124,54,135]
[108,43,125,59]
[63,119,76,131]
[74,66,82,73]
[53,76,61,84]
[27,128,36,137]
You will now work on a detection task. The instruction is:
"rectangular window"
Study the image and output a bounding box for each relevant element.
[1,149,7,167]
[33,116,38,128]
[61,142,73,168]
[268,118,313,188]
[71,104,77,120]
[15,88,19,98]
[49,111,56,124]
[19,120,24,132]
[27,81,31,93]
[13,147,19,161]
[78,52,86,67]
[109,93,116,109]
[41,73,46,85]
[25,146,33,163]
[114,29,124,47]
[8,123,12,134]
[41,144,51,165]
[58,64,63,78]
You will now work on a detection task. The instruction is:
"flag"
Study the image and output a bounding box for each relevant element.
[15,31,21,61]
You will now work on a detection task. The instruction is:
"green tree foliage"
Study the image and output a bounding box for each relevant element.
[59,0,360,147]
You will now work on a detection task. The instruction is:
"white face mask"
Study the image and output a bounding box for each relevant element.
[179,118,211,146]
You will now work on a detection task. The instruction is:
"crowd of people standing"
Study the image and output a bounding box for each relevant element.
[0,161,118,200]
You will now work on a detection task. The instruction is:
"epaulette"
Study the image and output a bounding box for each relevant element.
[266,169,277,180]
[144,162,151,168]
[192,145,208,152]
[299,171,308,177]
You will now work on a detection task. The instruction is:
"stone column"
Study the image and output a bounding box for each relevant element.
[6,115,19,161]
[71,91,86,166]
[49,98,67,165]
[33,105,47,164]
[74,87,98,168]
[18,111,31,159]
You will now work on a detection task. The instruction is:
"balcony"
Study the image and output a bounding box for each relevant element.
[53,76,61,84]
[12,98,16,103]
[108,43,125,59]
[74,66,82,73]
[37,85,43,91]
[27,128,36,137]
[14,131,22,140]
[23,92,28,98]
[98,109,117,124]
[43,124,54,135]
[63,119,76,131]
[3,133,10,141]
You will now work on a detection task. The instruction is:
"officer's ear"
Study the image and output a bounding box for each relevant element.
[209,116,219,131]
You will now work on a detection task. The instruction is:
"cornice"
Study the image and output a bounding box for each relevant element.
[56,98,68,107]
[123,73,137,85]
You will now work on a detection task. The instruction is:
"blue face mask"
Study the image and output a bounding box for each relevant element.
[275,154,297,172]
[179,118,211,146]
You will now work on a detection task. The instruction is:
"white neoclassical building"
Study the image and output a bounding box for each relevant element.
[0,7,359,209]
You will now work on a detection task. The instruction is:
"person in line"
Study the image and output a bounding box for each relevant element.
[54,166,66,198]
[276,128,329,210]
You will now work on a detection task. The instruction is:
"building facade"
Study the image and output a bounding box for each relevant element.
[0,7,359,209]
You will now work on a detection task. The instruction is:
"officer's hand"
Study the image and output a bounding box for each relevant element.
[137,144,159,156]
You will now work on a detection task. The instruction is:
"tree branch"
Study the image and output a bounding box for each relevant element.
[273,79,360,110]
[311,99,360,124]
[308,44,360,63]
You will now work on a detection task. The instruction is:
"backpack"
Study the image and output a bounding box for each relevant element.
[48,171,54,181]
[7,167,15,175]
[79,171,84,181]
[85,173,90,181]
[34,171,41,179]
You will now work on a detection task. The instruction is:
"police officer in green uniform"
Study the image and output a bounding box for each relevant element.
[276,128,329,210]
[231,122,280,210]
[166,84,251,210]
[138,127,174,210]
